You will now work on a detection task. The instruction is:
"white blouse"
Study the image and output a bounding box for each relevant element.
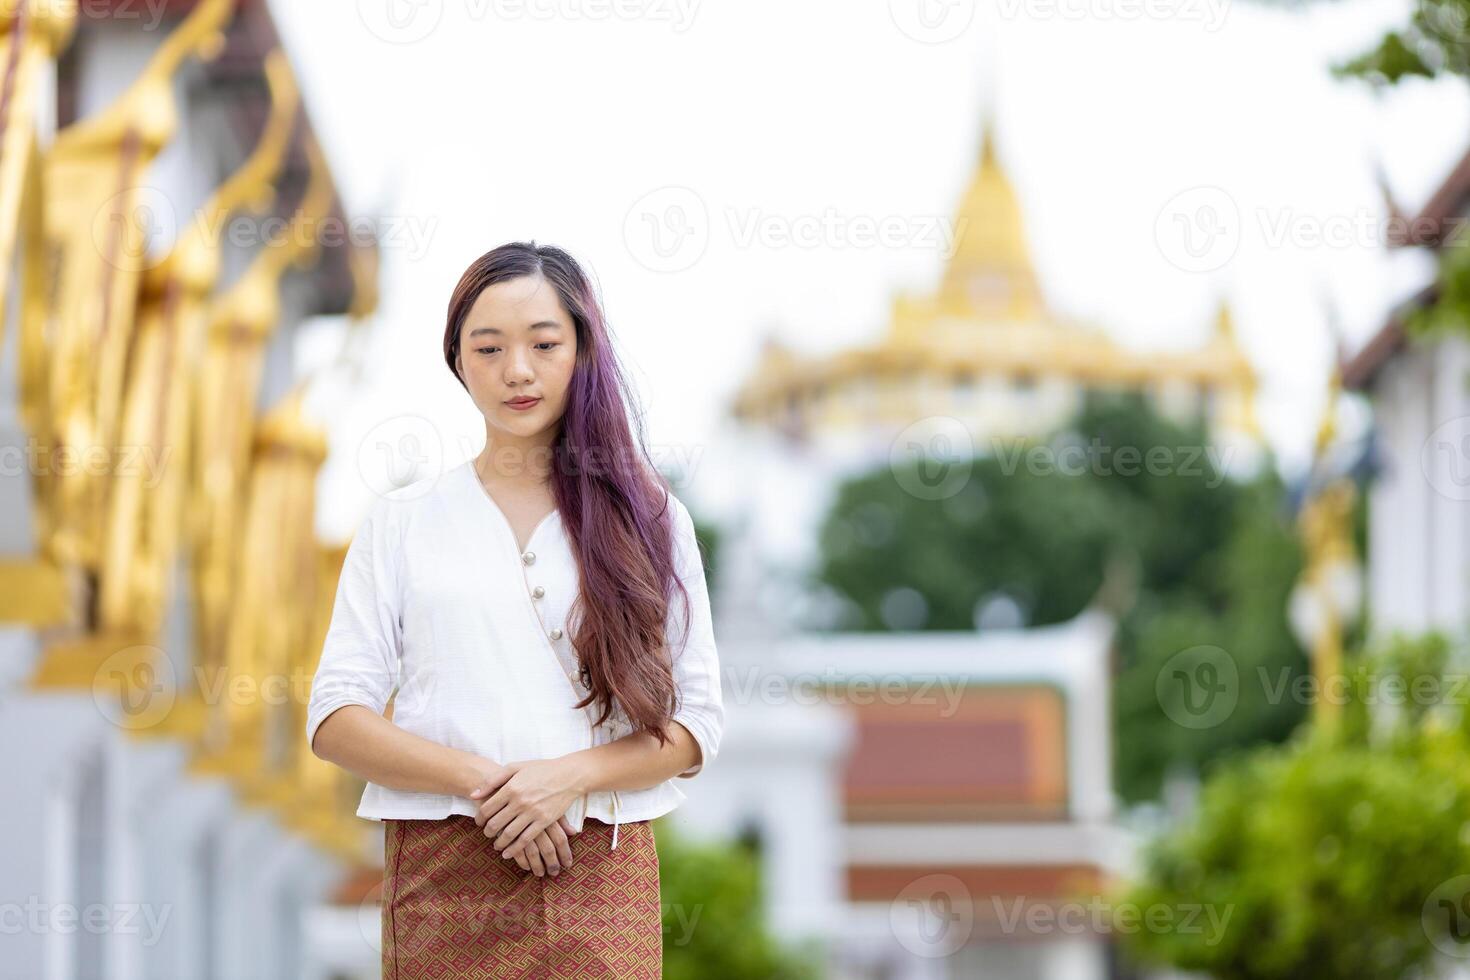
[305,457,725,851]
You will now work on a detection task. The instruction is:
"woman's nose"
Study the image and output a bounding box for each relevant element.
[505,348,535,381]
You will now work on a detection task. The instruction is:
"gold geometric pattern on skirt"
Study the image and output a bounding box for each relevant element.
[381,815,662,979]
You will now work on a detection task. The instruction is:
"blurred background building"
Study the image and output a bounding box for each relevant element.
[1342,145,1470,639]
[1,2,381,978]
[729,122,1260,459]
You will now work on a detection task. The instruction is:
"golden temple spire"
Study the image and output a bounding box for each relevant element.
[936,113,1043,322]
[1212,296,1237,343]
[1209,295,1261,440]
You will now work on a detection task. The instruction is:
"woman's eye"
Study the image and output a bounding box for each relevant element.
[476,343,556,354]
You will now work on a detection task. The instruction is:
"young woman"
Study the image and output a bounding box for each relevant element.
[305,241,724,978]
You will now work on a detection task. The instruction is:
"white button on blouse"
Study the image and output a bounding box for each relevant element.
[305,458,725,850]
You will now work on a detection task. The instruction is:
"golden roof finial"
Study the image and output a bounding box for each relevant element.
[936,109,1043,323]
[976,31,999,164]
[203,49,300,224]
[206,132,336,343]
[1208,294,1262,440]
[978,116,998,168]
[150,48,300,298]
[51,0,234,155]
[1213,296,1237,343]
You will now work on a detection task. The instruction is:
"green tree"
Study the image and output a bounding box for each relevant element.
[817,448,1115,631]
[1255,0,1470,341]
[812,392,1309,800]
[1118,631,1470,979]
[1113,464,1309,799]
[1305,0,1470,85]
[691,515,722,595]
[655,820,822,980]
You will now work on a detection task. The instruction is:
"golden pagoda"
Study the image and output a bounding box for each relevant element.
[731,118,1261,451]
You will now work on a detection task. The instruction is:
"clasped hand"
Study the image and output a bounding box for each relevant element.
[470,757,584,878]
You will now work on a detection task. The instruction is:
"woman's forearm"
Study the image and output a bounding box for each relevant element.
[562,719,702,796]
[311,704,499,797]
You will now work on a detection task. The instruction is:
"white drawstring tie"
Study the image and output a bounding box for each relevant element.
[609,789,622,849]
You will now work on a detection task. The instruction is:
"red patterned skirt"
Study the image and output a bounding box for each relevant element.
[381,815,662,979]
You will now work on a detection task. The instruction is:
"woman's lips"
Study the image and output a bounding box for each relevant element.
[505,397,541,411]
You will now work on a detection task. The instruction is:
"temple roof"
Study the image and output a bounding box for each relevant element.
[730,112,1257,426]
[930,118,1044,325]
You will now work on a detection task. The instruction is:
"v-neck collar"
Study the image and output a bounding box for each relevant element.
[464,459,560,554]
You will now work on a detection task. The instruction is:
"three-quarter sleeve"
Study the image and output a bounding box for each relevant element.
[305,497,404,753]
[666,497,724,778]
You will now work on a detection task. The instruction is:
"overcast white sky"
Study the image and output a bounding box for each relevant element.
[271,0,1464,536]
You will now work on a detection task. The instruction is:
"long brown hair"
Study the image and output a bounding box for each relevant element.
[443,242,690,746]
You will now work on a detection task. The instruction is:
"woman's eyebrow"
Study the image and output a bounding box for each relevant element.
[467,321,562,338]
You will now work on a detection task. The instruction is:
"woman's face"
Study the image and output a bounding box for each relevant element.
[457,274,579,449]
